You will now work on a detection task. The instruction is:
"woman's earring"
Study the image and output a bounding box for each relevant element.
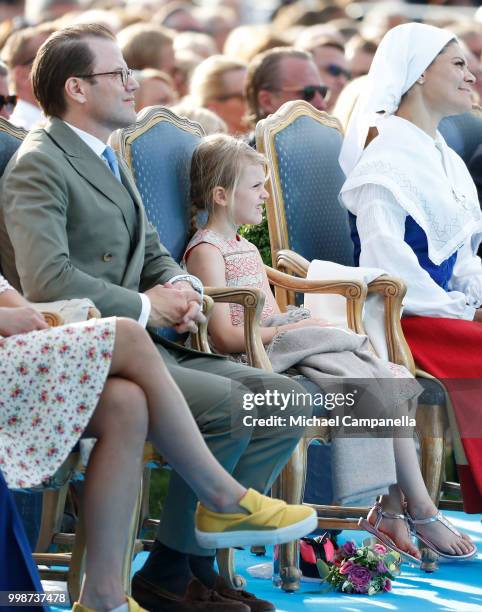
[417,77,425,85]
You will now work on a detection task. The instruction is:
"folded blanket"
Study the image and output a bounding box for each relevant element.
[264,317,421,507]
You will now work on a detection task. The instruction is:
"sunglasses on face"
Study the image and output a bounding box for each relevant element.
[0,95,17,112]
[323,64,352,80]
[277,84,329,102]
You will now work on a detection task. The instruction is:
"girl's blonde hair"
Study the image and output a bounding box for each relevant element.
[190,134,266,236]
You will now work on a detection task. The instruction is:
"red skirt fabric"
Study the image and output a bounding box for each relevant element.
[401,316,482,513]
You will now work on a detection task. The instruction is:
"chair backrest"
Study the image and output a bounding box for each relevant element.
[256,100,353,268]
[110,106,205,263]
[439,106,482,163]
[110,106,204,341]
[0,117,26,177]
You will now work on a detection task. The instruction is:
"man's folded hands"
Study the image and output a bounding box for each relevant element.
[145,282,205,333]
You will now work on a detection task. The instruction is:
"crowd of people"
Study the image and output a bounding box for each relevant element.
[0,0,481,611]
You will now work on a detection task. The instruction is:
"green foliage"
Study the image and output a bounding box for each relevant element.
[238,205,272,266]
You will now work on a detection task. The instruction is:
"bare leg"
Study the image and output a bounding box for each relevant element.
[394,436,474,555]
[371,437,474,556]
[79,378,149,611]
[108,319,247,513]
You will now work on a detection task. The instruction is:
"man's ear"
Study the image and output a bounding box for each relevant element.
[257,88,279,116]
[212,185,228,207]
[64,76,87,104]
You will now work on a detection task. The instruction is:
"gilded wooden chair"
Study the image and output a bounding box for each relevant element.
[256,99,453,573]
[111,105,375,592]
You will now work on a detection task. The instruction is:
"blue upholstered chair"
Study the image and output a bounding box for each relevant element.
[439,105,482,164]
[111,106,371,591]
[256,100,454,572]
[0,118,26,174]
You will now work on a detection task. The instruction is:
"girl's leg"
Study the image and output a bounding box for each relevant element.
[108,319,247,514]
[372,437,474,556]
[393,436,474,555]
[79,378,149,611]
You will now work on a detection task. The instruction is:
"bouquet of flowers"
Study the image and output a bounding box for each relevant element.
[323,540,401,595]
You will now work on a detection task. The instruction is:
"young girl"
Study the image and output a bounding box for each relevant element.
[184,133,476,563]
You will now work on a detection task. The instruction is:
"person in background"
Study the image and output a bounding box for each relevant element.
[117,23,176,81]
[1,24,53,128]
[0,59,16,119]
[244,47,328,146]
[296,30,351,110]
[134,68,178,111]
[189,54,247,135]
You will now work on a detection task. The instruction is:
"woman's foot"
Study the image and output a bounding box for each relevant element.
[406,501,476,558]
[363,498,421,561]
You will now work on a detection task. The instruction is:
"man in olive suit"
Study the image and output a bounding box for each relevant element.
[0,24,310,612]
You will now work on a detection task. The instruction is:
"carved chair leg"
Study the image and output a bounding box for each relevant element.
[416,403,446,503]
[123,479,143,595]
[216,548,246,590]
[138,466,151,539]
[416,402,446,573]
[35,485,69,553]
[271,440,308,592]
[67,505,86,603]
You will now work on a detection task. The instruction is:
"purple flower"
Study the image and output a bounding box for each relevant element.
[383,578,392,592]
[376,561,388,574]
[347,565,372,589]
[342,541,357,556]
[339,560,354,575]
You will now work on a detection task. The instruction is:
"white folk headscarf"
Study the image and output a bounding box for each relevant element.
[339,23,453,176]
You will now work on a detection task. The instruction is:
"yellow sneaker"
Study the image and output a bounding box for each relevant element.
[72,596,147,612]
[195,488,317,549]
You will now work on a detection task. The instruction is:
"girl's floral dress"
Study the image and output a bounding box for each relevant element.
[0,275,115,489]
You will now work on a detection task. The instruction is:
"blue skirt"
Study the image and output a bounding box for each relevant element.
[0,470,47,612]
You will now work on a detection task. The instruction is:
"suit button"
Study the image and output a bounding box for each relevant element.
[102,253,113,262]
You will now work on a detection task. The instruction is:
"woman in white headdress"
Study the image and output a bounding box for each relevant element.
[339,21,482,546]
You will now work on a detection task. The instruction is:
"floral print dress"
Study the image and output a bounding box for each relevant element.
[0,275,115,489]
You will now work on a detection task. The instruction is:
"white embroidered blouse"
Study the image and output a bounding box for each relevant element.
[349,183,482,319]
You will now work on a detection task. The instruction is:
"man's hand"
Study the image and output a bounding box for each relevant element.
[0,306,49,337]
[145,283,205,332]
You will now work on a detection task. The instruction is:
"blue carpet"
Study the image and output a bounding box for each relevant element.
[50,510,482,611]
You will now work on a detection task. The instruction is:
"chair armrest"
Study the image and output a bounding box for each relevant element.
[202,286,272,371]
[275,250,414,370]
[368,276,415,373]
[276,249,310,276]
[190,294,214,354]
[40,311,64,327]
[266,263,366,334]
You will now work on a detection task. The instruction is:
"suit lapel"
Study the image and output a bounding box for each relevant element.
[44,118,136,242]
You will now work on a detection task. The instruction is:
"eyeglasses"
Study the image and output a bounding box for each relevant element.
[322,64,352,80]
[275,85,329,102]
[76,67,133,88]
[0,95,17,112]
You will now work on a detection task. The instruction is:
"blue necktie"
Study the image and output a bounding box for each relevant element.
[102,145,121,181]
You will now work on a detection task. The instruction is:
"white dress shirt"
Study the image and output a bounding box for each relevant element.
[9,99,44,130]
